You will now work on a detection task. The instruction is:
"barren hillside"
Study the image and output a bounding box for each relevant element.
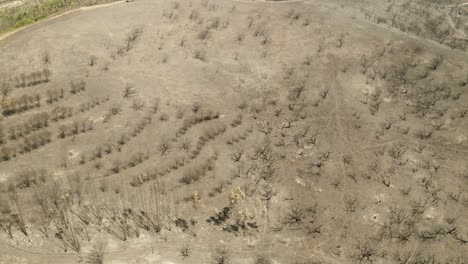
[0,0,467,263]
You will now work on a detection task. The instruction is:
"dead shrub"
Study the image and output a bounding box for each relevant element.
[211,248,230,264]
[193,49,207,61]
[131,99,145,111]
[70,80,86,94]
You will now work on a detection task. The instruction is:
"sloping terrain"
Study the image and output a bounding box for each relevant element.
[0,0,467,263]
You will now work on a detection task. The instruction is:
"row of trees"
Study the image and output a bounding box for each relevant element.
[179,154,217,184]
[14,168,49,189]
[177,109,220,136]
[108,151,150,175]
[120,122,226,187]
[0,130,52,161]
[80,112,154,166]
[0,171,170,254]
[129,123,226,187]
[0,125,4,145]
[58,119,94,139]
[70,80,87,94]
[78,97,109,113]
[13,69,51,88]
[46,88,65,104]
[1,78,89,116]
[50,105,73,122]
[359,1,466,51]
[226,127,253,145]
[17,130,52,154]
[1,93,41,115]
[6,112,49,140]
[0,96,105,159]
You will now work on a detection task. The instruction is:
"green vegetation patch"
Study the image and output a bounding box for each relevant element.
[0,0,118,33]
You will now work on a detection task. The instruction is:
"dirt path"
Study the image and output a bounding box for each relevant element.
[447,2,468,7]
[0,0,23,9]
[233,0,309,4]
[444,10,467,38]
[0,0,124,43]
[0,235,311,263]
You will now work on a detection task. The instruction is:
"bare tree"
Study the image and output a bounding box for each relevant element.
[85,241,106,264]
[192,102,201,113]
[131,98,145,111]
[193,49,207,61]
[42,69,51,82]
[110,159,121,174]
[254,254,272,264]
[122,83,137,98]
[0,201,14,239]
[42,51,51,64]
[88,56,97,66]
[350,241,381,263]
[150,97,160,114]
[10,193,27,236]
[337,33,345,48]
[211,248,230,264]
[158,138,170,155]
[283,203,304,225]
[344,195,358,213]
[180,245,190,258]
[231,147,244,162]
[1,82,11,99]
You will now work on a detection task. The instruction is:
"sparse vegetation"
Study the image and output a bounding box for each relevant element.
[85,241,106,264]
[70,80,86,94]
[0,0,467,263]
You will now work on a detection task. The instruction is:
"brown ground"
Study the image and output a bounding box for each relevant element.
[0,0,467,263]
